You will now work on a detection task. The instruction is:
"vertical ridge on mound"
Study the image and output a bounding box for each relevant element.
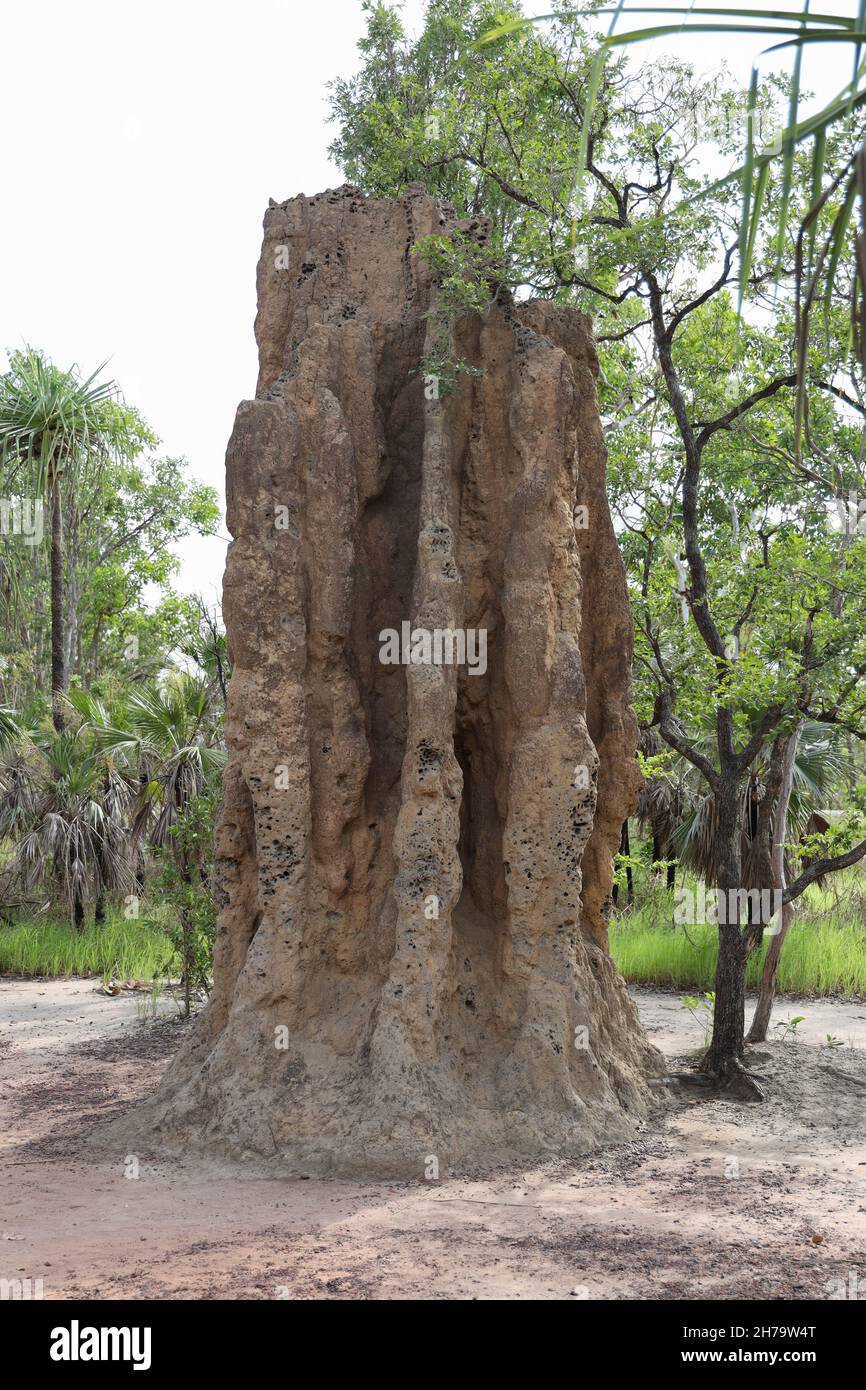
[135,184,662,1176]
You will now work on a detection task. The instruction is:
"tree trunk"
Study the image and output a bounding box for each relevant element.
[746,724,802,1043]
[73,896,85,931]
[625,821,634,903]
[181,911,192,1019]
[746,915,791,1043]
[64,508,81,684]
[49,473,67,732]
[704,921,747,1067]
[612,819,633,906]
[702,779,749,1077]
[180,858,193,1019]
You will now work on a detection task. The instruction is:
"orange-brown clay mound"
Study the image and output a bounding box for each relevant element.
[117,185,663,1177]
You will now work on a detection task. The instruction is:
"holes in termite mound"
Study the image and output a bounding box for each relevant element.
[416,738,441,781]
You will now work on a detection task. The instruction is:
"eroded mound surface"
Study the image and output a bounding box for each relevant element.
[116,185,662,1175]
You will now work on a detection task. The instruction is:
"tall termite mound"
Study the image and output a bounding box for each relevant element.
[137,185,662,1176]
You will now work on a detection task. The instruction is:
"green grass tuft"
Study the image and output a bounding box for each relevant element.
[610,876,866,997]
[0,910,174,980]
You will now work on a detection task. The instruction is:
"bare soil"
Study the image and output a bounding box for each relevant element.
[1,978,864,1300]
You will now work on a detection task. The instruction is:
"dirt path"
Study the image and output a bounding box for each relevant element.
[634,984,866,1054]
[1,979,864,1300]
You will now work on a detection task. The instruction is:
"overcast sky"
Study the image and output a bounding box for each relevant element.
[1,1,856,604]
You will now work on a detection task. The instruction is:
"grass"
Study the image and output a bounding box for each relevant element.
[610,874,866,997]
[2,870,864,995]
[0,910,174,980]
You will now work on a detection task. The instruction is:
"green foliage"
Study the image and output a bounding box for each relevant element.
[612,880,866,995]
[0,348,220,711]
[0,911,173,980]
[636,746,677,783]
[680,989,716,1043]
[0,714,135,926]
[0,338,225,982]
[154,785,219,1000]
[522,6,866,404]
[0,346,148,494]
[773,1013,805,1041]
[413,230,494,391]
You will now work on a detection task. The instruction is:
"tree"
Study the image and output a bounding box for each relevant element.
[179,599,230,709]
[0,350,148,729]
[329,0,866,1087]
[609,275,866,1074]
[0,710,134,929]
[482,5,866,401]
[0,372,220,712]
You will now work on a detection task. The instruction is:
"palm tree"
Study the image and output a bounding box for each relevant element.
[180,599,230,709]
[635,727,691,890]
[670,721,843,876]
[0,714,134,929]
[86,673,226,1014]
[667,719,845,1036]
[0,350,122,730]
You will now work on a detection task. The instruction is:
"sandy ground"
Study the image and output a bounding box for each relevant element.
[1,977,864,1300]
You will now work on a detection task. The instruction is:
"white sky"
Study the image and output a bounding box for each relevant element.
[1,1,857,604]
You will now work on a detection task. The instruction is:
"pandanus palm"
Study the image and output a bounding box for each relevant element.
[0,350,123,730]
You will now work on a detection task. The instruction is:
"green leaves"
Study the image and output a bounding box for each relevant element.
[477,6,866,405]
[0,347,220,710]
[0,718,136,924]
[0,348,119,494]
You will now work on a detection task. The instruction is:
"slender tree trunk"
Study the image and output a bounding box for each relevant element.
[182,912,192,1018]
[746,916,792,1043]
[612,820,632,907]
[652,830,676,887]
[50,473,67,731]
[181,857,193,1019]
[623,819,633,903]
[746,724,803,1043]
[29,546,45,694]
[65,520,81,683]
[73,896,85,931]
[702,778,749,1076]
